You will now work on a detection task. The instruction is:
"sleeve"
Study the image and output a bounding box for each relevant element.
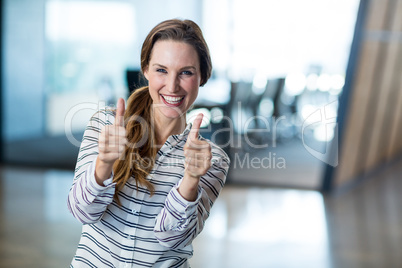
[67,109,117,224]
[153,145,230,249]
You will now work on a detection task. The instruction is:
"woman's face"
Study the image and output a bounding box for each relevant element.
[144,40,201,121]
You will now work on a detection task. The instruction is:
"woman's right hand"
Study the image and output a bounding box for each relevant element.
[95,98,127,184]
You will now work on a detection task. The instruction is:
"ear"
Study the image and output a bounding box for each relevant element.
[143,68,149,80]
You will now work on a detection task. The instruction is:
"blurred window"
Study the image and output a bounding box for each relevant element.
[203,0,359,80]
[45,1,136,134]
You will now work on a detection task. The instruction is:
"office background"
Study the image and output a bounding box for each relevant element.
[1,0,402,267]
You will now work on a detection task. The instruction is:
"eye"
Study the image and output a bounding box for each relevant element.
[181,70,193,76]
[156,68,167,73]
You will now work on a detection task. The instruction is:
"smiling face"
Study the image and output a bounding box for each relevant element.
[143,40,201,122]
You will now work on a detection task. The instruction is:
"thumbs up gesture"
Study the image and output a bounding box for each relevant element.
[183,114,212,179]
[98,98,128,165]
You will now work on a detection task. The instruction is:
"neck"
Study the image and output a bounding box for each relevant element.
[153,113,187,146]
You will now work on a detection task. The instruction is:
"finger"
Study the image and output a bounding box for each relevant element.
[100,129,127,146]
[109,126,127,138]
[184,150,212,160]
[115,98,126,127]
[189,113,203,141]
[185,150,212,166]
[186,140,211,150]
[107,136,128,147]
[185,157,211,167]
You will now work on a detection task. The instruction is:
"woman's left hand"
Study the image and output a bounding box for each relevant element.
[183,113,212,179]
[179,114,212,201]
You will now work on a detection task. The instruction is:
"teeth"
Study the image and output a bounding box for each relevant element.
[162,95,183,104]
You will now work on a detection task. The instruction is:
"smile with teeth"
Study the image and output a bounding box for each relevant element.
[161,94,185,106]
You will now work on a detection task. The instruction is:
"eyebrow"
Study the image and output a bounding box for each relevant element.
[152,63,197,71]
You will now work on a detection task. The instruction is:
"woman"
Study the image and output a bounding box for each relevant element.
[68,19,230,267]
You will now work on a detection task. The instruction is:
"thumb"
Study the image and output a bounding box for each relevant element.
[115,98,125,127]
[189,113,203,140]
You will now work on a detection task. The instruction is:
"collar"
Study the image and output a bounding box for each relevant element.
[164,123,192,149]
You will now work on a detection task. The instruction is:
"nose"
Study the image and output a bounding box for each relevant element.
[166,74,180,93]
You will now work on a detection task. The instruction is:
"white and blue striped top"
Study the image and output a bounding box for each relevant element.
[67,109,230,268]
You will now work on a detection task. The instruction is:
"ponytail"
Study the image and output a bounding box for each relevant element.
[112,87,156,204]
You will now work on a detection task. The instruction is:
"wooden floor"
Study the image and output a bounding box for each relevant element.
[0,157,401,268]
